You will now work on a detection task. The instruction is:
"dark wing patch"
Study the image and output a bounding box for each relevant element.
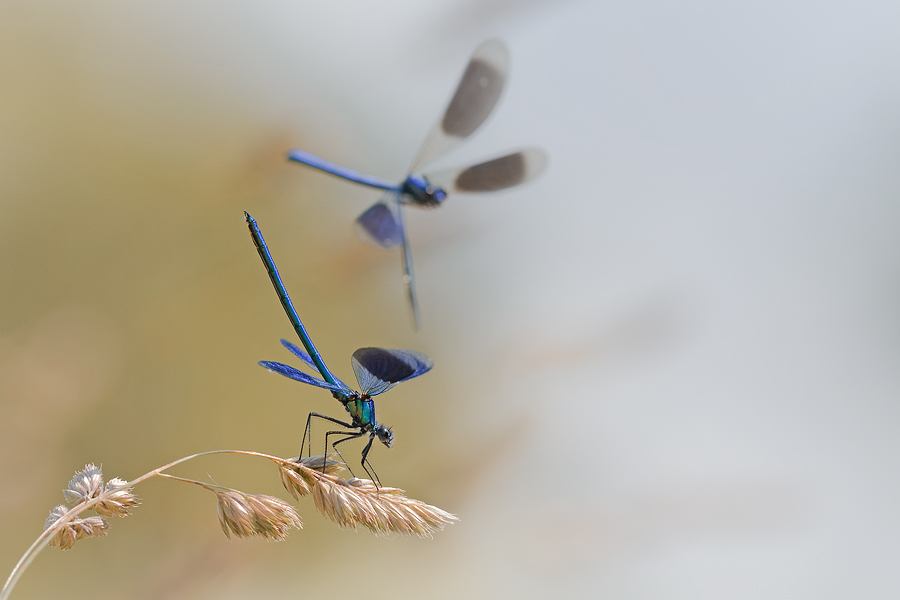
[351,347,434,396]
[441,56,506,138]
[455,152,526,192]
[424,148,546,195]
[355,201,403,248]
[407,40,510,172]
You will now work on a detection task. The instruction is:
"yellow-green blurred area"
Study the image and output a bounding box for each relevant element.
[2,1,900,598]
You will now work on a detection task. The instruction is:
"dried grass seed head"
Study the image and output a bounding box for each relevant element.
[45,505,78,551]
[73,517,109,540]
[215,490,302,541]
[246,494,304,540]
[294,454,345,475]
[279,455,344,500]
[290,459,458,537]
[279,465,312,500]
[45,504,109,550]
[63,463,104,505]
[96,477,140,517]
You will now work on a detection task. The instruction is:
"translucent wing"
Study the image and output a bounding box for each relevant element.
[351,347,434,397]
[355,194,403,248]
[258,361,349,394]
[278,339,355,394]
[409,39,510,172]
[425,148,547,193]
[280,339,317,370]
[398,206,421,330]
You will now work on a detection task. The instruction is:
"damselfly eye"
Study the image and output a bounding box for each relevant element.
[376,425,394,448]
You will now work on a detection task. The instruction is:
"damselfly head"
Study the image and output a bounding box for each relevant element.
[425,184,447,205]
[375,425,394,448]
[402,176,446,207]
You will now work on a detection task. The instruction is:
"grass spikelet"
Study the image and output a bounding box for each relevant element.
[96,478,140,517]
[284,459,458,537]
[214,490,302,541]
[278,454,344,500]
[44,506,77,551]
[44,505,109,550]
[63,464,104,505]
[72,517,110,541]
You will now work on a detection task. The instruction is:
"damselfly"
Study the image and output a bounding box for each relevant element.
[288,39,546,328]
[246,211,433,484]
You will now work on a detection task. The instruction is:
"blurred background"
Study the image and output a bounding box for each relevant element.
[1,1,899,598]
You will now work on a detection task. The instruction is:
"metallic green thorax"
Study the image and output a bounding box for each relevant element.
[345,395,376,430]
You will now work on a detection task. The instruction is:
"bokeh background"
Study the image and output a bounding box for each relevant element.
[2,1,899,598]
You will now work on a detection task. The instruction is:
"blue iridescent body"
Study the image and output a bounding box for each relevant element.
[286,149,447,208]
[287,39,547,328]
[245,211,433,483]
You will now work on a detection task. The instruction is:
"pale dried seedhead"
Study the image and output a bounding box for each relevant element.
[214,490,302,541]
[279,455,345,500]
[42,463,136,551]
[44,505,109,551]
[63,463,104,505]
[278,456,458,537]
[96,477,140,517]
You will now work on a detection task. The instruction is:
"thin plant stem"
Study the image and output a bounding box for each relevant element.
[154,472,242,493]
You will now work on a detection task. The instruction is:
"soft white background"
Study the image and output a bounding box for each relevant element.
[1,1,898,598]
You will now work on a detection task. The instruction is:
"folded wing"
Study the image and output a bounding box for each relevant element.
[280,339,318,370]
[258,360,350,394]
